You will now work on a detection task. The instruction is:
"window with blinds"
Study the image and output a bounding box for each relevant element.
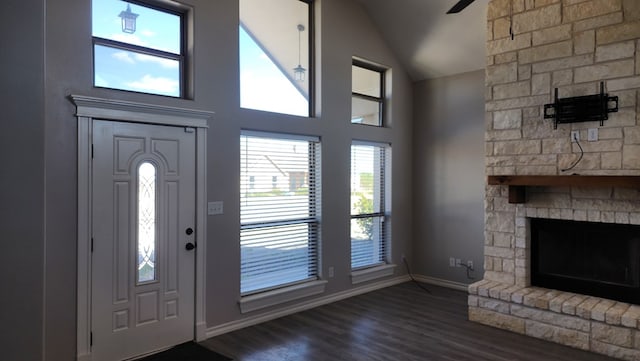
[240,132,321,295]
[350,142,389,270]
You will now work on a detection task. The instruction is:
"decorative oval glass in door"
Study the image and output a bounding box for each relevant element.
[137,161,157,283]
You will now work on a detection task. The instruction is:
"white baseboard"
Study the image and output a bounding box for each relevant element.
[411,274,470,292]
[205,275,411,338]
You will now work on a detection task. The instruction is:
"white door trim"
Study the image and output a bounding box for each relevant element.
[71,95,212,361]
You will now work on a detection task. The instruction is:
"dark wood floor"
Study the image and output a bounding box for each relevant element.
[202,282,619,361]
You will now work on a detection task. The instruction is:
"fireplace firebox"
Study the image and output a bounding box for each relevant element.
[531,218,640,304]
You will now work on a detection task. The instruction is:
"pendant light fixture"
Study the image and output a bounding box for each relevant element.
[119,3,139,34]
[293,24,306,82]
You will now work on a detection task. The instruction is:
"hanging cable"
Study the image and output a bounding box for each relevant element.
[561,133,584,172]
[459,263,475,280]
[509,0,514,40]
[402,257,431,294]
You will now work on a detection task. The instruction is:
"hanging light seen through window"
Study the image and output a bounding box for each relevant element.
[119,3,139,34]
[293,24,306,82]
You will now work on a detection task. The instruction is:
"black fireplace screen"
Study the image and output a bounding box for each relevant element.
[531,218,640,304]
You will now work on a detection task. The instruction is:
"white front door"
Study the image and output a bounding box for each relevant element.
[91,120,196,361]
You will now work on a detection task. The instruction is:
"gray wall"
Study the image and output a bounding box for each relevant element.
[412,70,486,284]
[20,0,415,359]
[1,1,45,360]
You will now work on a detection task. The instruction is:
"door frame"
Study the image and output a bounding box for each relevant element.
[71,95,212,361]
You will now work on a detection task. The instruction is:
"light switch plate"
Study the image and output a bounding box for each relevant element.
[207,201,223,215]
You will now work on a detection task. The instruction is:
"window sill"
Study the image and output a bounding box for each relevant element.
[351,263,396,285]
[239,280,328,314]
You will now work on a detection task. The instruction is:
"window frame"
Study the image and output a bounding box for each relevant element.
[302,0,315,117]
[351,59,386,126]
[238,0,315,117]
[239,131,322,297]
[91,0,188,98]
[349,141,391,271]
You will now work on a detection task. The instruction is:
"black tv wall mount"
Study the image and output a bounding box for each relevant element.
[544,82,618,129]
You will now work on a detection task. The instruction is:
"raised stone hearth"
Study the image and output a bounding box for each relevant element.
[476,0,640,359]
[469,280,640,359]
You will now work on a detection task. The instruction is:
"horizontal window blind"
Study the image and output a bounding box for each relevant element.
[240,132,321,295]
[350,143,389,270]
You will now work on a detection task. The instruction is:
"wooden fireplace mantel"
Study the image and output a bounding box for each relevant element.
[487,175,640,203]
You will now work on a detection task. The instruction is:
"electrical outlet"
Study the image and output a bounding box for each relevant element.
[588,128,598,142]
[571,130,580,142]
[455,258,462,267]
[467,260,474,270]
[328,266,334,278]
[401,254,406,262]
[449,257,455,267]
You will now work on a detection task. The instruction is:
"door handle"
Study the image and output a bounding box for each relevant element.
[185,227,194,235]
[185,242,196,251]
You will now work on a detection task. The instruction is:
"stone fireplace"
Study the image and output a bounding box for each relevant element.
[469,0,640,360]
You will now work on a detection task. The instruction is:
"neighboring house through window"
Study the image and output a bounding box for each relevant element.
[92,0,186,97]
[240,132,321,295]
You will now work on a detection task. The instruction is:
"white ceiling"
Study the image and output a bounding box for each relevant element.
[354,0,490,81]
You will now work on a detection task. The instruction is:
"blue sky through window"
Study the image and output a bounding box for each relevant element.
[92,0,181,97]
[92,0,310,105]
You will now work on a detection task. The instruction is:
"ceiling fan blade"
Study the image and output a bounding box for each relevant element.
[446,0,475,14]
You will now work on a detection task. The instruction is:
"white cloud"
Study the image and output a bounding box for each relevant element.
[95,74,109,87]
[110,50,178,69]
[111,33,146,47]
[141,29,156,38]
[112,51,135,64]
[134,53,179,69]
[110,32,177,53]
[127,75,179,95]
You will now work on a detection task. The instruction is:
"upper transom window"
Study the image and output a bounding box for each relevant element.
[92,0,185,97]
[239,0,313,117]
[351,60,385,126]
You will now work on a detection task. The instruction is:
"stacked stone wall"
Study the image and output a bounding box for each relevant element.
[475,1,640,359]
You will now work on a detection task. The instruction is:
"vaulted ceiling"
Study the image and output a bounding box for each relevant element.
[355,0,490,81]
[242,0,490,86]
